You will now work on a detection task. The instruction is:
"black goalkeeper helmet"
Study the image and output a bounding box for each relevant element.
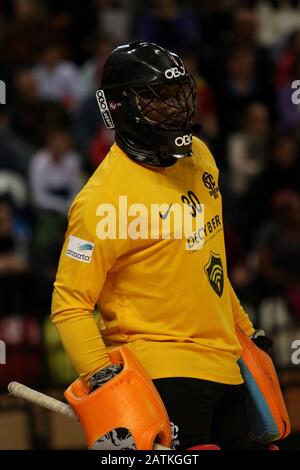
[97,41,198,167]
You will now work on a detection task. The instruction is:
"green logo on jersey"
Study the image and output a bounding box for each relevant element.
[78,243,93,251]
[205,252,224,297]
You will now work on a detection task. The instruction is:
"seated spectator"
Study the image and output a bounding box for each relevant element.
[276,29,300,88]
[72,92,101,155]
[256,1,300,48]
[227,102,270,196]
[224,222,261,317]
[29,129,82,215]
[135,0,200,54]
[220,102,270,247]
[224,223,254,291]
[0,108,33,175]
[0,0,50,68]
[10,69,70,148]
[183,53,219,142]
[0,196,30,315]
[0,196,28,275]
[216,45,273,136]
[233,7,258,48]
[29,129,83,282]
[231,7,274,96]
[33,44,82,111]
[0,194,42,384]
[247,132,300,235]
[255,190,300,319]
[79,34,116,101]
[97,0,130,44]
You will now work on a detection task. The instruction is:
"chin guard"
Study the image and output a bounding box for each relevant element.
[64,346,171,450]
[236,327,290,444]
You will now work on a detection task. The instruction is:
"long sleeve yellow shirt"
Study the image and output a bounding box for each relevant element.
[51,137,254,384]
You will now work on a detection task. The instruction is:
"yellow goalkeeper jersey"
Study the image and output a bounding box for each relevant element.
[51,137,254,385]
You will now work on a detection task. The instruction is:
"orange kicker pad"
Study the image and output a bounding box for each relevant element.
[64,346,171,449]
[236,327,290,444]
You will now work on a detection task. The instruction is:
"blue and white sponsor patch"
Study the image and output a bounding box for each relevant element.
[66,235,94,263]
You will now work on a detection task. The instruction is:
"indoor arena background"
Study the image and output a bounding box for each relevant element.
[0,0,299,450]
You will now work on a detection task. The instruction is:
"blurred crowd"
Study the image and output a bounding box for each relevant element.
[0,0,300,388]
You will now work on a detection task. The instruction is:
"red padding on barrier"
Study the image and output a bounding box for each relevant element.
[187,444,221,450]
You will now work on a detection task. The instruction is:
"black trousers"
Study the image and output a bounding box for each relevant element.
[153,377,251,450]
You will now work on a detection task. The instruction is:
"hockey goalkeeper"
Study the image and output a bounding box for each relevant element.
[51,41,286,450]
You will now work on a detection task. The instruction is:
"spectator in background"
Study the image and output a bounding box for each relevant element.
[79,34,116,100]
[224,223,254,292]
[0,0,50,69]
[10,69,70,149]
[0,197,28,275]
[247,132,300,237]
[135,0,200,53]
[256,190,300,319]
[193,0,233,84]
[0,196,29,314]
[231,7,274,87]
[97,0,130,44]
[29,129,83,286]
[0,196,41,390]
[0,108,33,176]
[221,102,270,247]
[276,29,300,88]
[29,129,82,215]
[183,53,219,143]
[10,69,42,147]
[233,7,258,48]
[33,44,82,111]
[226,102,270,196]
[256,1,300,48]
[216,46,272,137]
[199,5,274,120]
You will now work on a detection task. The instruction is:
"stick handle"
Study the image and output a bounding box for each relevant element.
[7,381,169,450]
[8,381,76,420]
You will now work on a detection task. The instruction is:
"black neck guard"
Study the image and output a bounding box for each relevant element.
[116,123,202,168]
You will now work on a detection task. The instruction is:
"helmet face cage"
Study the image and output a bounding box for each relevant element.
[129,75,197,130]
